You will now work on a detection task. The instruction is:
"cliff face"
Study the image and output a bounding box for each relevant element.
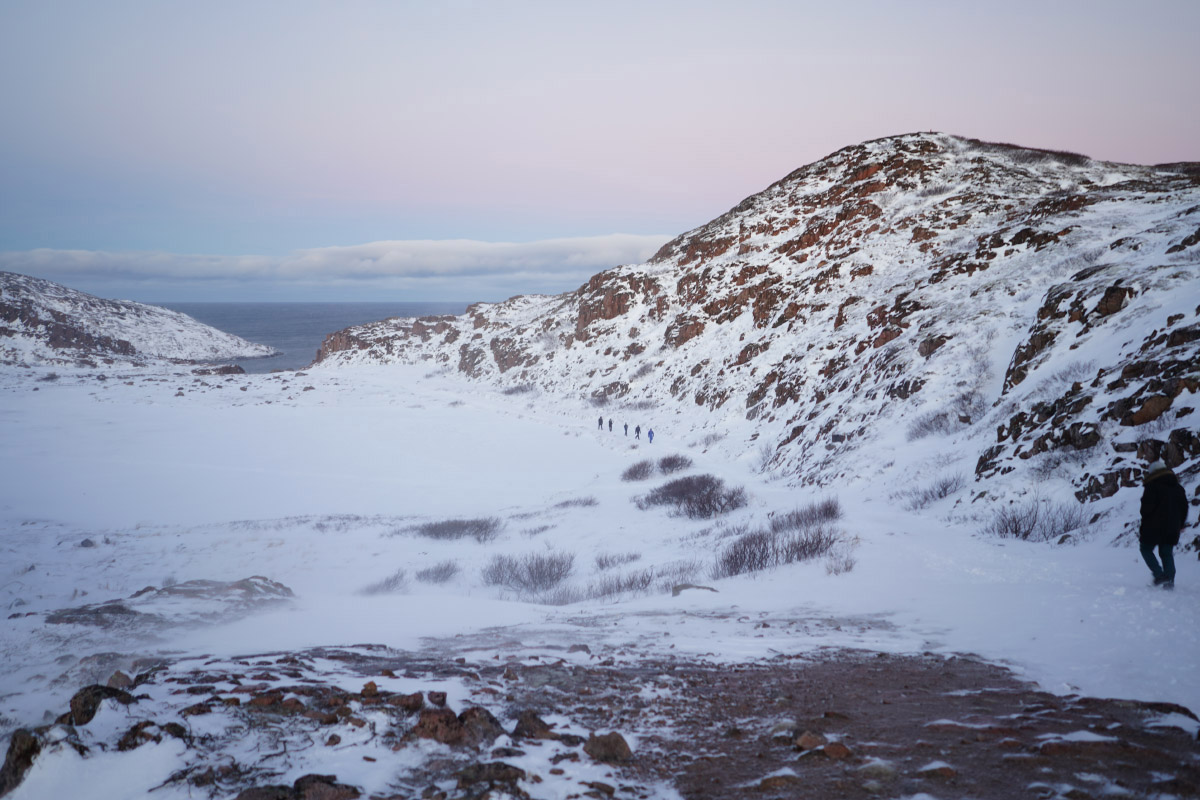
[0,271,276,366]
[314,133,1200,509]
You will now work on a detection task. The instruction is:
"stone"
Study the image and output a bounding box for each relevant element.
[107,670,133,689]
[759,774,803,790]
[821,742,852,760]
[455,761,525,789]
[294,773,361,800]
[0,729,41,797]
[427,691,447,707]
[117,721,160,751]
[512,709,557,740]
[584,732,632,763]
[458,706,506,747]
[60,684,137,725]
[795,730,827,750]
[360,681,378,698]
[387,691,424,712]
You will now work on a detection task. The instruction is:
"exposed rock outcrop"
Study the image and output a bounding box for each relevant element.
[311,133,1200,511]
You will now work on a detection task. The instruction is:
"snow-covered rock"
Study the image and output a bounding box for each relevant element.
[0,271,276,366]
[313,133,1200,521]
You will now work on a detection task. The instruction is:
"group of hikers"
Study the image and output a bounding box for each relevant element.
[598,416,653,443]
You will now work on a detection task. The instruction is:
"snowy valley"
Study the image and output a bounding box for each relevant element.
[1,133,1199,799]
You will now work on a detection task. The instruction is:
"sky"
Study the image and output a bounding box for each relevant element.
[0,0,1197,302]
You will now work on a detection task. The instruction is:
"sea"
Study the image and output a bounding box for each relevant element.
[158,302,469,373]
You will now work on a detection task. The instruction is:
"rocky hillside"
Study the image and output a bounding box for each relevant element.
[0,271,276,366]
[313,133,1200,520]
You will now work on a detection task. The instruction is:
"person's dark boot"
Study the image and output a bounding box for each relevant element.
[1152,575,1167,586]
[1161,579,1175,590]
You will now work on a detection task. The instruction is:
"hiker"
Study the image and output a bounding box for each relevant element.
[647,428,654,444]
[1139,459,1189,589]
[623,422,628,436]
[634,425,640,440]
[597,416,603,430]
[608,418,613,432]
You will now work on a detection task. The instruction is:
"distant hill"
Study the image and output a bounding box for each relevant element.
[0,271,276,366]
[318,132,1199,520]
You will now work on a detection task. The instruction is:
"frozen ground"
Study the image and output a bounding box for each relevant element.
[0,362,1196,795]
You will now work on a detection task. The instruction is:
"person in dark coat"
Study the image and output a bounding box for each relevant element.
[1139,459,1189,589]
[608,418,612,432]
[597,416,603,430]
[634,425,640,440]
[647,428,654,444]
[623,422,628,436]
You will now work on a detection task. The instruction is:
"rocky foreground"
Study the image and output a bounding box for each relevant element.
[4,644,1198,799]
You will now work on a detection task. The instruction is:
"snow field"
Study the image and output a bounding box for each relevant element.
[1,360,1197,747]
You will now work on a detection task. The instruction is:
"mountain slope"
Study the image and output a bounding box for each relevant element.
[313,133,1200,525]
[0,271,276,366]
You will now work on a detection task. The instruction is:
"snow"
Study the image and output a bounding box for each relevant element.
[2,364,1196,748]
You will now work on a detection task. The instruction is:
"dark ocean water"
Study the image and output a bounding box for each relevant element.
[158,302,468,373]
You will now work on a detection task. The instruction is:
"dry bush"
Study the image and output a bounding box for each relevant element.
[824,543,857,575]
[983,496,1090,542]
[770,498,843,533]
[622,460,655,481]
[631,363,654,380]
[481,552,575,593]
[502,383,535,395]
[902,474,966,510]
[554,496,598,508]
[360,569,407,595]
[415,561,460,584]
[657,454,693,474]
[414,517,502,543]
[754,442,775,473]
[595,551,641,571]
[588,568,656,599]
[522,524,554,536]
[906,410,956,441]
[653,559,702,592]
[712,526,842,579]
[637,474,748,519]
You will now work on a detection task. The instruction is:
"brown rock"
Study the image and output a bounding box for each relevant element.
[387,692,425,713]
[794,730,828,750]
[294,773,361,800]
[60,684,137,725]
[427,691,447,707]
[584,732,632,763]
[0,729,41,797]
[821,742,852,760]
[360,681,378,698]
[455,761,525,789]
[107,670,133,690]
[512,709,557,740]
[758,774,803,790]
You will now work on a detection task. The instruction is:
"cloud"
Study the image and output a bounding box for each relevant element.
[0,234,673,300]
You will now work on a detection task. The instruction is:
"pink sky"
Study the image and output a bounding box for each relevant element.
[1,0,1197,300]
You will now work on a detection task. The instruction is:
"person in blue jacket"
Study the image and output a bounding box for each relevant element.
[647,428,655,444]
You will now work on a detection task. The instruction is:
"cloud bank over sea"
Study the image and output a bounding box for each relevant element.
[0,233,671,302]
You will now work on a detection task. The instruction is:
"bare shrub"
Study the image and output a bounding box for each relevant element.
[415,561,460,584]
[1030,451,1071,480]
[631,363,653,380]
[983,496,1090,542]
[522,524,554,536]
[902,474,967,510]
[595,551,641,571]
[502,383,535,395]
[414,517,502,543]
[637,474,748,519]
[622,460,655,481]
[824,542,857,575]
[657,454,693,474]
[361,569,407,595]
[588,568,656,599]
[952,390,988,424]
[554,497,598,508]
[712,526,841,579]
[590,394,610,408]
[770,498,843,533]
[38,372,61,382]
[481,552,575,593]
[754,442,774,473]
[652,559,703,593]
[700,432,725,447]
[906,410,955,441]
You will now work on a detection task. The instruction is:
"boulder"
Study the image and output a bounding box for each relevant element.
[584,732,632,763]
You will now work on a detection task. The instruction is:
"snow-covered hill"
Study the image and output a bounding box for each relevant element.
[314,133,1200,530]
[0,271,276,366]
